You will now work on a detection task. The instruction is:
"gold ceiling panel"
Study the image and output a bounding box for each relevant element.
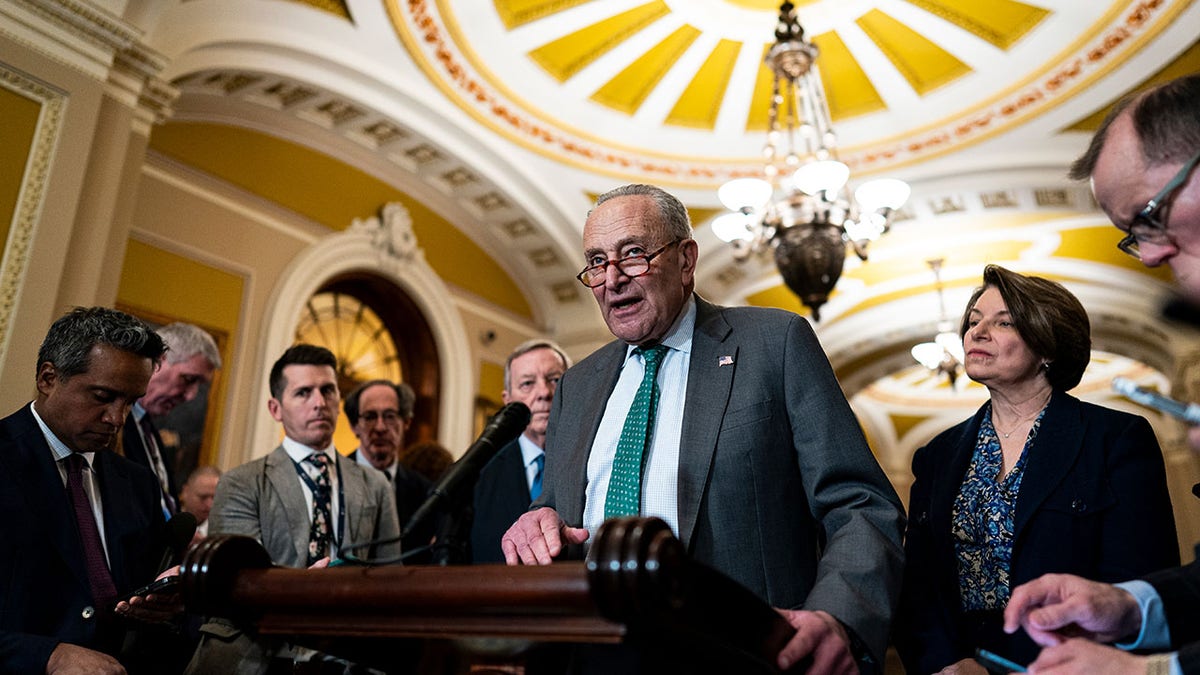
[857,9,972,95]
[745,43,775,132]
[591,25,701,115]
[665,38,741,129]
[285,0,351,20]
[528,1,670,83]
[904,0,1049,50]
[813,31,886,121]
[495,0,592,30]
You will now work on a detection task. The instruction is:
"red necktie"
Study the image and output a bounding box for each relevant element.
[64,453,118,608]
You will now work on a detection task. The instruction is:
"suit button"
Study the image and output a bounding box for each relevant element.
[1071,499,1086,513]
[81,606,95,620]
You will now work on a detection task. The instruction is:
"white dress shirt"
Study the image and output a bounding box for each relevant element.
[583,297,695,538]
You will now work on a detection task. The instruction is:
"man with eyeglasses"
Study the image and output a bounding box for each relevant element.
[344,379,433,554]
[1003,74,1200,675]
[501,184,905,674]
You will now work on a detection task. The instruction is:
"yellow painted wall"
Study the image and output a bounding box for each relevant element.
[0,87,40,252]
[149,122,532,320]
[479,360,505,402]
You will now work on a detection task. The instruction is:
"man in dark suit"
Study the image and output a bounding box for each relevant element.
[469,340,570,563]
[0,307,177,674]
[122,322,220,517]
[343,379,431,553]
[1003,74,1200,674]
[501,184,905,673]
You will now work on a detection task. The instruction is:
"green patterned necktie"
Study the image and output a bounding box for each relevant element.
[604,344,668,518]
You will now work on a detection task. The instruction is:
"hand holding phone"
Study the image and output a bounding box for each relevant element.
[975,648,1027,673]
[113,575,180,608]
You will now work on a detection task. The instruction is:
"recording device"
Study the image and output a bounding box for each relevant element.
[402,402,531,538]
[974,648,1027,674]
[1112,377,1200,424]
[113,512,196,606]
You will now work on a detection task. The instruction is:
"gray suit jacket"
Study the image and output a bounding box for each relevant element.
[210,445,400,566]
[541,297,905,663]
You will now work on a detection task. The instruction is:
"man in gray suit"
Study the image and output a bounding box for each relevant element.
[190,345,399,673]
[501,184,905,673]
[210,344,400,566]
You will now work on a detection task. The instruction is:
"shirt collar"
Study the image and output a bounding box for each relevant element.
[282,436,336,463]
[30,401,93,466]
[517,433,544,468]
[132,401,147,423]
[353,446,396,477]
[624,294,696,360]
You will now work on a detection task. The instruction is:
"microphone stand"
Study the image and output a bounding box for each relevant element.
[428,500,474,565]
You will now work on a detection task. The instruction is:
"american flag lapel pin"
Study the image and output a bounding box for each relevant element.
[718,355,734,367]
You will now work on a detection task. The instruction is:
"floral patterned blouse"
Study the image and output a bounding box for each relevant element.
[951,403,1047,611]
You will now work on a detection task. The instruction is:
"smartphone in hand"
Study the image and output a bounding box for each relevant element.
[975,648,1027,674]
[113,575,180,607]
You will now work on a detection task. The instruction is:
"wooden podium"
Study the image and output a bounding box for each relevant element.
[181,517,795,673]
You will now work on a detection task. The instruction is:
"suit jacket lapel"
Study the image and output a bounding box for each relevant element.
[1014,392,1082,538]
[677,297,734,550]
[10,407,91,594]
[928,407,985,591]
[557,341,625,526]
[338,454,368,546]
[264,446,309,564]
[95,451,138,590]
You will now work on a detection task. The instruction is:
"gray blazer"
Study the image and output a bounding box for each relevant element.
[210,445,400,566]
[541,297,905,663]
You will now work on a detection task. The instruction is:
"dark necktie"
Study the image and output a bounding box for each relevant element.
[138,416,176,515]
[64,453,118,608]
[604,345,668,518]
[530,453,545,501]
[305,453,333,566]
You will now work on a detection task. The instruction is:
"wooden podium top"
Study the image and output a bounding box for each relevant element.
[181,517,794,672]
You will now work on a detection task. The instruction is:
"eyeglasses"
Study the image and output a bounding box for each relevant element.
[575,240,681,288]
[359,410,403,425]
[1116,149,1200,260]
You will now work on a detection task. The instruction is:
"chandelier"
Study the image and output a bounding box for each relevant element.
[714,1,910,321]
[910,258,964,387]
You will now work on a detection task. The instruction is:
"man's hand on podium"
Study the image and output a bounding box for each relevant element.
[501,507,589,565]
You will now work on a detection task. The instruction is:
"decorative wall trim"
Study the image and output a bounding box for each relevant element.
[0,64,65,369]
[249,202,475,464]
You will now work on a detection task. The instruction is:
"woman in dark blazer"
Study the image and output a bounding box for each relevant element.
[895,265,1179,674]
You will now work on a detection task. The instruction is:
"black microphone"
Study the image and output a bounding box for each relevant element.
[159,511,197,572]
[403,402,530,537]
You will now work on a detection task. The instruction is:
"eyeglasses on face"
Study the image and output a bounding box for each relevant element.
[575,240,682,288]
[1116,149,1200,260]
[359,410,403,425]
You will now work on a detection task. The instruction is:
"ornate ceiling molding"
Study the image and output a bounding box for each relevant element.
[385,0,1190,186]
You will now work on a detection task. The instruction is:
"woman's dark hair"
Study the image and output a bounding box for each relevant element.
[959,265,1091,390]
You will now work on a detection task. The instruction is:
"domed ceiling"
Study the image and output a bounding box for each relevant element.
[388,0,1198,185]
[152,0,1199,384]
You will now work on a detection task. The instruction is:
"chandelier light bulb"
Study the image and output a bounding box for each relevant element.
[793,160,849,196]
[911,342,946,370]
[711,212,757,243]
[855,178,912,212]
[718,177,773,212]
[935,331,965,364]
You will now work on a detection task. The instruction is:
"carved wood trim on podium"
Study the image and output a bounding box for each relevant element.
[182,517,794,673]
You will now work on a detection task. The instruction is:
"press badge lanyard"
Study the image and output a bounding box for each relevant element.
[292,454,346,553]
